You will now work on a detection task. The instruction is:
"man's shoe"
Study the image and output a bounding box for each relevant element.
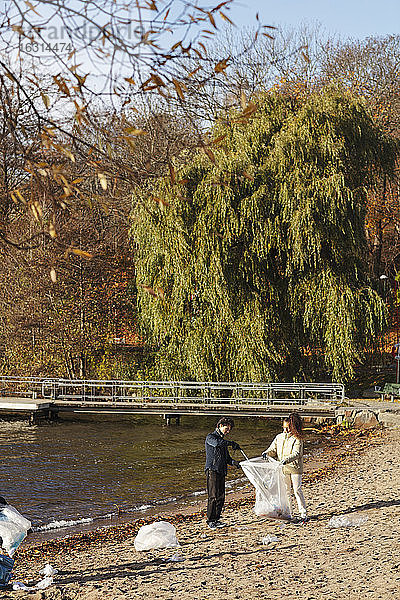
[215,521,227,528]
[207,521,218,530]
[291,516,310,525]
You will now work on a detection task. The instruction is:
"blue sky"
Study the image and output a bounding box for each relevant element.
[5,0,398,90]
[227,0,400,39]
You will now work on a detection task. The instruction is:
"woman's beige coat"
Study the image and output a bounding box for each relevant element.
[264,432,304,474]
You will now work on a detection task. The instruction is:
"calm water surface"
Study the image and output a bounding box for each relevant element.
[0,415,318,534]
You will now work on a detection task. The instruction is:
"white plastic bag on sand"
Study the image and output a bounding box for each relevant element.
[240,456,291,519]
[1,507,30,531]
[13,576,53,592]
[134,521,179,552]
[0,505,31,557]
[328,515,368,528]
[261,534,279,544]
[35,575,54,589]
[39,564,58,576]
[164,552,185,563]
[12,564,56,591]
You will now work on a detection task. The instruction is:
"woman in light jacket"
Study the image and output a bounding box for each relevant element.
[262,412,308,523]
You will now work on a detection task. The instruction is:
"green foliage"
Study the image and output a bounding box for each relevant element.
[95,347,158,381]
[132,86,397,382]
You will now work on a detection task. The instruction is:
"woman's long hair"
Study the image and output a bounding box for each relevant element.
[286,412,303,439]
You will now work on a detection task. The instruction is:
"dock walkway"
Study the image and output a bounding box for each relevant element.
[0,377,344,423]
[0,397,52,424]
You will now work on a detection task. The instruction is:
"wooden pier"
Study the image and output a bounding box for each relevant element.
[0,397,53,424]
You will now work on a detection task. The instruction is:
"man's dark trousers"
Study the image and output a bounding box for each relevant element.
[206,469,225,523]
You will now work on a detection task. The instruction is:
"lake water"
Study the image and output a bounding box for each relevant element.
[0,414,318,536]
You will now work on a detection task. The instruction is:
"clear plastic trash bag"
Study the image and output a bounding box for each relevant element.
[134,521,179,552]
[327,514,368,528]
[240,456,291,519]
[0,505,31,557]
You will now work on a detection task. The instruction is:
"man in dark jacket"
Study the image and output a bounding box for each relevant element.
[205,417,241,529]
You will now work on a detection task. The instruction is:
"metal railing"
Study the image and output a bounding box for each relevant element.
[0,376,345,407]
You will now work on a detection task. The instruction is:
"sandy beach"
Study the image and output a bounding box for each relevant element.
[5,425,399,600]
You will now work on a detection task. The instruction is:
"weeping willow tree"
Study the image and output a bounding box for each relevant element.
[132,86,397,382]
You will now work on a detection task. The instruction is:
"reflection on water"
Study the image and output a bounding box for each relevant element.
[0,414,306,530]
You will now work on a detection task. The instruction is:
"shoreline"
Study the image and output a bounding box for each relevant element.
[5,423,396,600]
[15,424,385,565]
